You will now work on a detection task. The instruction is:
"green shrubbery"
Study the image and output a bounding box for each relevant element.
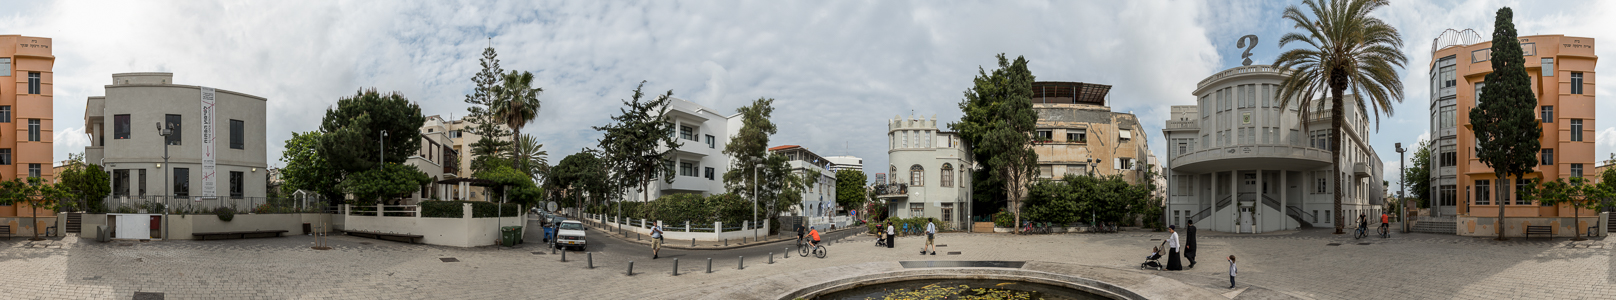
[214,207,236,222]
[420,200,521,218]
[584,193,759,226]
[869,216,949,233]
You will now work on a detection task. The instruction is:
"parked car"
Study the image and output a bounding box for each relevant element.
[554,220,586,250]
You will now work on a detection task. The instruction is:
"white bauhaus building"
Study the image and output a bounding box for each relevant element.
[84,73,269,204]
[880,115,973,230]
[1162,65,1385,233]
[624,97,741,201]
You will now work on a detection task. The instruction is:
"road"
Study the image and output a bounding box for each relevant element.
[522,214,866,271]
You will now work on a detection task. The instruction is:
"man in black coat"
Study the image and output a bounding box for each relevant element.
[1186,220,1198,268]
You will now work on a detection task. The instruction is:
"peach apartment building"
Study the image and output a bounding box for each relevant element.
[1427,31,1598,237]
[1,35,57,234]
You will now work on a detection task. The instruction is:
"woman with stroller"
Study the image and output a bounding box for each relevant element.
[1162,225,1183,270]
[1140,246,1164,270]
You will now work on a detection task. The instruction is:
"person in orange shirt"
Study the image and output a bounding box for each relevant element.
[808,227,822,248]
[1380,212,1390,234]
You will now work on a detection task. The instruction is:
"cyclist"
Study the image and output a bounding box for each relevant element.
[808,227,822,249]
[796,224,807,246]
[1356,214,1369,237]
[1379,212,1390,235]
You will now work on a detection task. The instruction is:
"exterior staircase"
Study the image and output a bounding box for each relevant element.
[1607,213,1615,235]
[65,212,83,234]
[1411,216,1456,234]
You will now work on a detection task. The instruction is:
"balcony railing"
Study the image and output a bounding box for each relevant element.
[1166,120,1198,130]
[1170,144,1332,171]
[874,183,908,197]
[1197,65,1288,90]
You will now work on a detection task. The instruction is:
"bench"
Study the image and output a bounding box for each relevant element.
[192,230,289,240]
[1525,226,1553,240]
[0,225,9,240]
[345,230,424,244]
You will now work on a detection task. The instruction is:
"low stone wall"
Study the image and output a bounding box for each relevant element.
[344,214,525,247]
[1456,214,1604,237]
[164,213,335,240]
[1,216,59,237]
[581,214,768,242]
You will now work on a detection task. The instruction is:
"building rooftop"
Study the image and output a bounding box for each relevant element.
[1032,81,1111,106]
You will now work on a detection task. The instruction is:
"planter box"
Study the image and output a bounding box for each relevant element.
[993,227,1013,233]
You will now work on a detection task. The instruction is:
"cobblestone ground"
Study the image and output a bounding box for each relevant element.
[0,225,1610,299]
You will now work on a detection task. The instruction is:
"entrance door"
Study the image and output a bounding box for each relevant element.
[941,206,954,228]
[1239,207,1253,233]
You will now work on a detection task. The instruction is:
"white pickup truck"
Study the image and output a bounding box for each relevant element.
[554,220,586,250]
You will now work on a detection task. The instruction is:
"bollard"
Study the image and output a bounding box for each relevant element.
[738,256,745,270]
[784,248,789,259]
[769,252,774,264]
[561,250,567,262]
[587,252,594,269]
[637,233,641,241]
[627,261,634,276]
[724,238,728,246]
[692,238,696,247]
[673,258,680,276]
[707,258,713,273]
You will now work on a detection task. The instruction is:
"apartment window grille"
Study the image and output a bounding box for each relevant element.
[1541,106,1553,123]
[1570,119,1583,141]
[1571,72,1584,94]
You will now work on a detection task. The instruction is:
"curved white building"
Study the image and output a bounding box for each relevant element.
[1162,65,1384,233]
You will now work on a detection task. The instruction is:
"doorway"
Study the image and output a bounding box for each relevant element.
[1239,206,1253,233]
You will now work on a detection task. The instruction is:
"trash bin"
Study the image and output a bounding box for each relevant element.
[501,226,522,247]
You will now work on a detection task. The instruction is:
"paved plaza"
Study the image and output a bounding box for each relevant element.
[0,217,1611,299]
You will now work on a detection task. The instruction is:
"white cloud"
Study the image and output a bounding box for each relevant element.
[52,126,89,164]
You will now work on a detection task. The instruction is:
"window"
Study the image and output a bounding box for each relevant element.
[909,165,925,186]
[1037,165,1053,179]
[704,167,715,180]
[230,171,244,199]
[1439,146,1456,167]
[448,130,461,138]
[165,114,183,145]
[1542,149,1554,165]
[1440,66,1456,88]
[112,114,131,139]
[114,170,130,196]
[229,119,244,149]
[28,72,41,94]
[0,58,8,74]
[941,163,954,188]
[174,168,190,197]
[706,135,715,149]
[1117,157,1135,170]
[910,203,924,216]
[1515,179,1531,205]
[1571,72,1584,94]
[1262,84,1272,107]
[1066,129,1086,143]
[138,169,147,197]
[28,163,41,178]
[1475,82,1486,105]
[1324,210,1332,223]
[1440,106,1456,128]
[1120,129,1132,142]
[679,125,695,141]
[1035,130,1053,141]
[27,119,40,141]
[1174,175,1193,195]
[1541,58,1554,77]
[1572,164,1584,178]
[901,131,908,148]
[679,162,696,177]
[1475,180,1492,205]
[0,149,9,165]
[1439,185,1456,206]
[924,131,932,148]
[1570,119,1583,141]
[1067,164,1087,177]
[0,105,8,123]
[1315,175,1327,194]
[1541,106,1553,123]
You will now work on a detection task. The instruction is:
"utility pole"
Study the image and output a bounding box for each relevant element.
[1396,143,1407,233]
[156,122,174,240]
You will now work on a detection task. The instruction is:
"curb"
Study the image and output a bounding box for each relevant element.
[577,219,863,251]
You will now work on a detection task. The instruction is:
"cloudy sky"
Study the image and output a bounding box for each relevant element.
[7,0,1613,193]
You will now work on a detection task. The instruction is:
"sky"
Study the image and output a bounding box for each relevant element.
[6,0,1614,194]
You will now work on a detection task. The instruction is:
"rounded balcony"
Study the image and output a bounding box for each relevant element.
[1170,144,1332,174]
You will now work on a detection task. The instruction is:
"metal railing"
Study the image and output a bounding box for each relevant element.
[874,183,908,196]
[74,196,333,215]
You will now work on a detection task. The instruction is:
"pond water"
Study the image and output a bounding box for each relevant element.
[816,279,1112,300]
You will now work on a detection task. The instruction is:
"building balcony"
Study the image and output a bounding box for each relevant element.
[86,147,104,165]
[1165,120,1198,131]
[1354,162,1370,178]
[1170,144,1332,174]
[671,143,710,157]
[874,183,908,199]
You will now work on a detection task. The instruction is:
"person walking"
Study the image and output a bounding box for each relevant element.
[886,222,896,248]
[1186,220,1198,268]
[1163,225,1182,271]
[1228,255,1238,289]
[923,218,937,255]
[650,221,664,259]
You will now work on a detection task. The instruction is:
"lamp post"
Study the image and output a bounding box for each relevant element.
[155,122,174,240]
[752,158,761,241]
[1395,142,1407,233]
[379,130,387,167]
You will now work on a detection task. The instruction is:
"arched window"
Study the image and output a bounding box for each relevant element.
[941,163,954,188]
[910,165,925,186]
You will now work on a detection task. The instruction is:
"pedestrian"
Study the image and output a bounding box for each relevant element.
[1228,255,1238,289]
[923,218,937,255]
[1162,225,1182,271]
[886,222,896,248]
[1186,220,1198,268]
[650,221,664,259]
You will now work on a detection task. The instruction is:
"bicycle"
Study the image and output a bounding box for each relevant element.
[810,243,827,258]
[798,238,811,257]
[1354,226,1367,239]
[1378,224,1390,238]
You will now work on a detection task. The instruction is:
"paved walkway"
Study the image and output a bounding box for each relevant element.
[0,223,1610,299]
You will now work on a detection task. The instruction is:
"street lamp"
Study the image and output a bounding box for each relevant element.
[379,130,388,167]
[752,157,762,241]
[1395,142,1407,233]
[155,122,175,240]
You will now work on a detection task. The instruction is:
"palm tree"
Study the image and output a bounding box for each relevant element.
[491,70,544,178]
[1273,0,1407,234]
[506,133,550,180]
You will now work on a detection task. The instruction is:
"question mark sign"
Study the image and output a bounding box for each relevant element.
[1237,35,1259,66]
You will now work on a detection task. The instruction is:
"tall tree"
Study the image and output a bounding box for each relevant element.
[1274,0,1407,234]
[950,54,1039,232]
[549,150,610,213]
[340,163,432,206]
[57,153,111,212]
[1472,7,1541,241]
[0,177,70,240]
[594,81,680,208]
[492,70,545,179]
[834,169,868,214]
[1403,139,1432,208]
[504,134,549,180]
[722,98,778,201]
[464,44,512,172]
[279,131,343,202]
[317,89,428,204]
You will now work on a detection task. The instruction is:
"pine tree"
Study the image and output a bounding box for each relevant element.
[464,44,511,172]
[1472,7,1542,241]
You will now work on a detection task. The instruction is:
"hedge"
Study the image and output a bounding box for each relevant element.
[420,201,521,218]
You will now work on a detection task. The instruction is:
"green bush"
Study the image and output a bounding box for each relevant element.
[472,201,521,218]
[993,210,1014,228]
[422,201,465,218]
[214,207,236,222]
[418,200,521,218]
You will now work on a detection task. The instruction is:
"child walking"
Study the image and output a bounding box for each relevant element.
[1228,255,1238,289]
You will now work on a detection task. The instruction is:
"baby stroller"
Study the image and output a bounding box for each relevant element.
[875,229,888,247]
[1140,247,1163,270]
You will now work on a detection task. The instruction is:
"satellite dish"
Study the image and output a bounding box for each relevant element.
[546,201,558,211]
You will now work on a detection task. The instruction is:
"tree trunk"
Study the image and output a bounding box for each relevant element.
[1496,171,1507,240]
[30,200,42,241]
[1330,85,1345,234]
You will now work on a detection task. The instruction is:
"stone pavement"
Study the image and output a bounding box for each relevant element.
[0,225,1610,299]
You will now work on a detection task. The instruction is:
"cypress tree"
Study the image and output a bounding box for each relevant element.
[1471,7,1541,241]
